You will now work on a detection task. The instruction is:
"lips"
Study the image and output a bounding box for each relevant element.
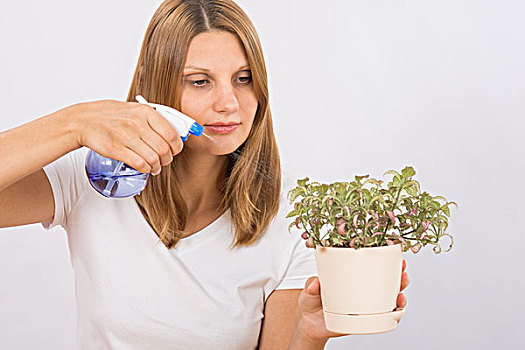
[205,122,240,134]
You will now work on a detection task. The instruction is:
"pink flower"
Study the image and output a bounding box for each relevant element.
[301,232,308,240]
[344,205,351,216]
[295,217,301,229]
[337,223,346,235]
[328,198,333,207]
[350,238,357,248]
[386,239,394,246]
[422,221,431,232]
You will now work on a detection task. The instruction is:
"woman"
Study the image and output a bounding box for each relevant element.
[0,0,408,348]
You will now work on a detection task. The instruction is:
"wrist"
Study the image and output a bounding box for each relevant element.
[54,103,83,149]
[288,317,328,350]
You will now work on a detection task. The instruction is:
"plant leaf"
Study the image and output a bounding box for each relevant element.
[286,210,298,218]
[401,166,416,178]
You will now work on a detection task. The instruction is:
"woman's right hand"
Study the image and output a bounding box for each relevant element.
[67,100,184,175]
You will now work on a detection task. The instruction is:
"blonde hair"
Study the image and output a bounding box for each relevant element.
[126,0,281,249]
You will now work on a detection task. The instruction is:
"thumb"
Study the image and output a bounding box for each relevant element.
[299,277,323,313]
[306,277,320,295]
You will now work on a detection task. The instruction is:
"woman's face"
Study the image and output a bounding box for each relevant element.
[179,30,258,156]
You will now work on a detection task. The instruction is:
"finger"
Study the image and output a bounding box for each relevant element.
[400,272,410,291]
[116,146,153,175]
[126,139,161,175]
[146,107,184,156]
[307,277,320,295]
[397,293,407,309]
[139,127,174,167]
[298,277,323,313]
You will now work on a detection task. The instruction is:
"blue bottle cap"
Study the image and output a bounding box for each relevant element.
[188,122,204,137]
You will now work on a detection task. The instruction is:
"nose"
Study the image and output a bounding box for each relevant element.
[213,82,239,114]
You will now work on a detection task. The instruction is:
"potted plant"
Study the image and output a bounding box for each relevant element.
[287,166,456,334]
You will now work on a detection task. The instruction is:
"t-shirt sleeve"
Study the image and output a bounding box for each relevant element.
[41,147,90,230]
[274,175,318,291]
[274,233,317,290]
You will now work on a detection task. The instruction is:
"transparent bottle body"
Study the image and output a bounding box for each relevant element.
[85,150,150,198]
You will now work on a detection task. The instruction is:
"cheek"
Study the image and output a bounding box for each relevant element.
[240,94,258,122]
[179,90,211,122]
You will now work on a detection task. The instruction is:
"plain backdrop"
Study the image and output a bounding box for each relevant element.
[1,0,523,349]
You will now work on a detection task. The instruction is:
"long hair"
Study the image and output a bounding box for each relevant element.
[126,0,281,249]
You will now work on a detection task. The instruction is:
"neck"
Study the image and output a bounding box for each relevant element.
[174,149,229,215]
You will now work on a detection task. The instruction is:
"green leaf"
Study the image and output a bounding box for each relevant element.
[405,185,418,197]
[433,196,447,203]
[441,205,450,216]
[447,201,458,209]
[401,166,416,178]
[297,177,309,187]
[364,178,381,186]
[393,175,402,186]
[384,170,400,177]
[288,187,305,203]
[355,174,369,183]
[369,194,386,205]
[404,180,421,194]
[286,210,298,218]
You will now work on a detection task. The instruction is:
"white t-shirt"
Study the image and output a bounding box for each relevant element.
[42,147,317,350]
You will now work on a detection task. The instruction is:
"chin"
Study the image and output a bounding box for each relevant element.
[185,137,245,156]
[208,142,243,156]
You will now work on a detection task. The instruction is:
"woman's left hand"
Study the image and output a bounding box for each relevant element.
[295,259,409,342]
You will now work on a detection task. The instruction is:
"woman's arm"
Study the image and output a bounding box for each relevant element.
[258,289,328,350]
[0,107,79,193]
[0,100,183,228]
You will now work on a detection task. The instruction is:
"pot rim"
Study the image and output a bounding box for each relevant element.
[314,243,403,251]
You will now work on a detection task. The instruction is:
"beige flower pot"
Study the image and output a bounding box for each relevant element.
[315,244,405,334]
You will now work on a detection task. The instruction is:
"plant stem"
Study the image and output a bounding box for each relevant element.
[384,183,403,234]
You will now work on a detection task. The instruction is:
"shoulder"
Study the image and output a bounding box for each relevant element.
[279,172,298,207]
[275,172,296,220]
[264,171,300,238]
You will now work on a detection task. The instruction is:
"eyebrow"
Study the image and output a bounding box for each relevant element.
[183,64,251,72]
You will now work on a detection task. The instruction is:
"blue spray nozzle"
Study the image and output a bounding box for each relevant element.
[189,122,204,137]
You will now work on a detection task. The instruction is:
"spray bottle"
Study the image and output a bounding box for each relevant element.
[85,95,204,198]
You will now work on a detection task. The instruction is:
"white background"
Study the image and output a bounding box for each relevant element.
[1,0,523,349]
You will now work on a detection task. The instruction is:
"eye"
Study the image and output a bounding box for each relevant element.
[236,76,252,84]
[236,70,252,84]
[189,79,209,87]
